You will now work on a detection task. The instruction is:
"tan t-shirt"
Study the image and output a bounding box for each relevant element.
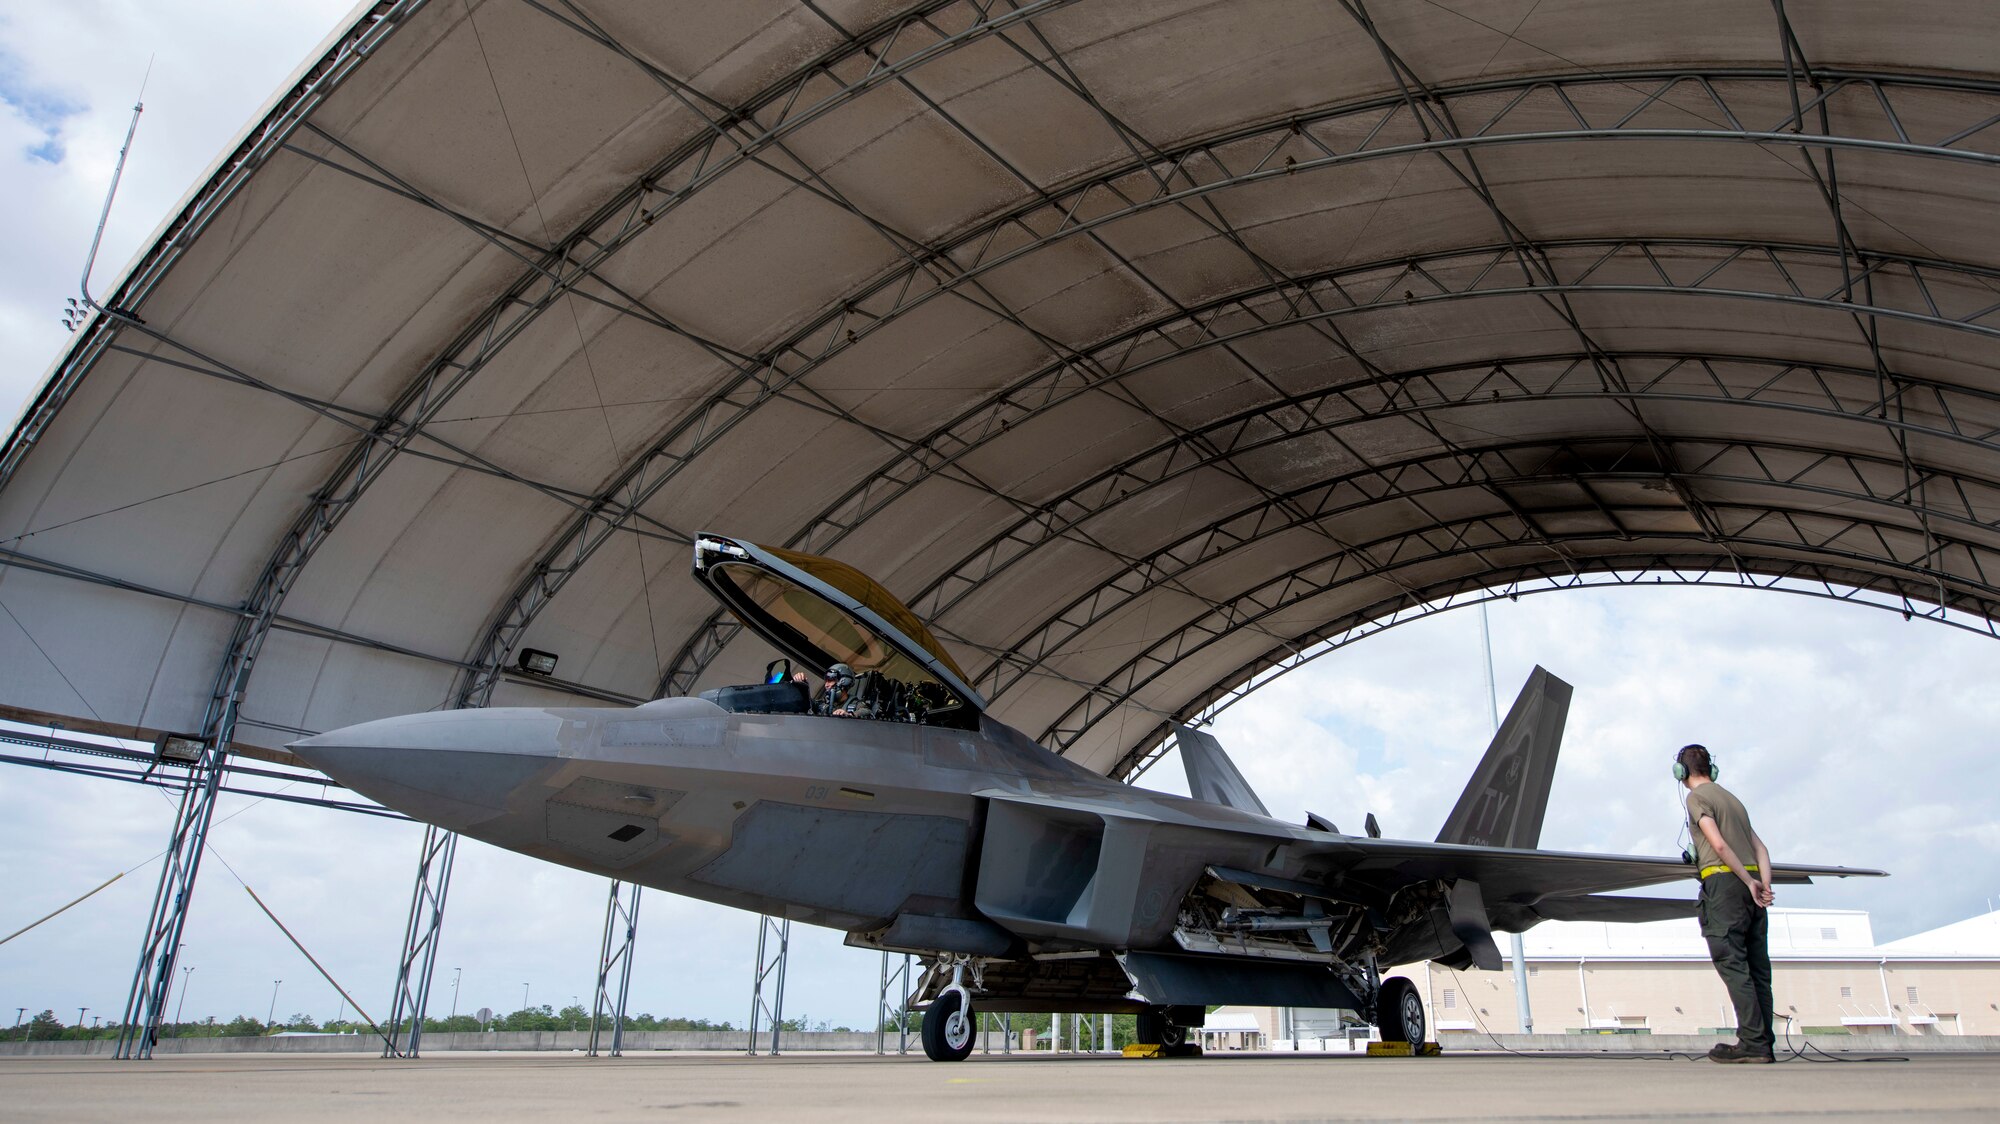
[1685,781,1757,876]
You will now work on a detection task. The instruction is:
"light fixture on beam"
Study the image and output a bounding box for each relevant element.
[517,648,559,676]
[153,733,206,765]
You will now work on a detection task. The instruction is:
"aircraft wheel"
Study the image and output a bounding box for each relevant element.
[1377,976,1427,1045]
[1138,1010,1201,1056]
[921,990,975,1061]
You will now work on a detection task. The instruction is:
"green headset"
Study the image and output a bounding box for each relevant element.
[1672,743,1718,782]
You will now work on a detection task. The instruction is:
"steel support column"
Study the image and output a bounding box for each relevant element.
[382,825,456,1057]
[587,880,642,1058]
[112,736,222,1059]
[876,950,913,1055]
[746,915,789,1056]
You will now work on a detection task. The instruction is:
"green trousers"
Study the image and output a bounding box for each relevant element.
[1699,875,1773,1051]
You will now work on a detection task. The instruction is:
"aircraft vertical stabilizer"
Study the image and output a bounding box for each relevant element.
[1435,666,1572,849]
[1172,724,1269,816]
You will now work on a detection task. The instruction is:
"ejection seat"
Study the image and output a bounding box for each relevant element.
[697,659,812,714]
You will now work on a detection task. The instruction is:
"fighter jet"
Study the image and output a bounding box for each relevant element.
[291,533,1883,1060]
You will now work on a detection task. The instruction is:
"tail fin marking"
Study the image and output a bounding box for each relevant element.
[1435,665,1573,849]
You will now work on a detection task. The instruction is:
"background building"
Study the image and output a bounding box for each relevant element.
[1234,907,2000,1044]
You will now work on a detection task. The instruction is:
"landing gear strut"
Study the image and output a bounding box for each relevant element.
[920,958,976,1061]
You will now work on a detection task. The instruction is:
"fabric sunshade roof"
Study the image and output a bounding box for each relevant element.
[2,0,1997,779]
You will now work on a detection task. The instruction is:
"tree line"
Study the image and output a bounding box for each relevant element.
[3,1005,790,1042]
[8,1006,1153,1044]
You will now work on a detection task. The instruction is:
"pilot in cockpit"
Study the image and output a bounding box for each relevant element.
[815,663,857,717]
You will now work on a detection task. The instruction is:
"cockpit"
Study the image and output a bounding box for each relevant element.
[690,534,986,730]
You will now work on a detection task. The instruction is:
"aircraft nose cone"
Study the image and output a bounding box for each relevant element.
[290,710,564,829]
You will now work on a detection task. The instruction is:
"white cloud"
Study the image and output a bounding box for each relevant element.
[0,1,355,424]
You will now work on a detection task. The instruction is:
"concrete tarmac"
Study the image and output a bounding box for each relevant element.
[4,1050,1996,1121]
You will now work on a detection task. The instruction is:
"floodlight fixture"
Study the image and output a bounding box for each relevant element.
[517,648,559,676]
[153,733,206,765]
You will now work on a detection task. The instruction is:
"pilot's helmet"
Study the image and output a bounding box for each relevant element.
[826,663,854,680]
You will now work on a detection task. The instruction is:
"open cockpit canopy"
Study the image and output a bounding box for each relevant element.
[692,533,986,721]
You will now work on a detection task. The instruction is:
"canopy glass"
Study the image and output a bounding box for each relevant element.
[693,534,985,720]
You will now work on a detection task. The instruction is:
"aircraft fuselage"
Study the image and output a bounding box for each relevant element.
[294,697,1297,947]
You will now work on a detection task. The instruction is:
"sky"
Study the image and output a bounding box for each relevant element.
[2,3,1997,1034]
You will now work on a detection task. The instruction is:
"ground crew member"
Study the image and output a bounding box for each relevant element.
[1677,743,1776,1063]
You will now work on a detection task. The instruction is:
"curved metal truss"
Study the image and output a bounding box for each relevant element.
[1113,557,2000,782]
[656,230,2000,693]
[433,64,2000,707]
[954,427,2000,704]
[1031,489,1998,749]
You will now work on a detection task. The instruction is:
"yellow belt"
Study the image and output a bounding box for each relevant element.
[1700,863,1759,880]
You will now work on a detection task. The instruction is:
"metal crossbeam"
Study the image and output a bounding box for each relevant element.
[656,226,2000,695]
[641,66,2000,481]
[882,240,2000,615]
[466,0,1148,707]
[1336,0,1736,576]
[381,826,455,1057]
[594,68,2000,572]
[522,69,2000,698]
[1051,499,2000,765]
[746,914,790,1056]
[587,880,642,1058]
[969,432,2000,707]
[0,726,396,818]
[1124,556,2000,780]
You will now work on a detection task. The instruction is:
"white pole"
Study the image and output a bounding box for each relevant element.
[1483,603,1536,1035]
[1577,957,1591,1028]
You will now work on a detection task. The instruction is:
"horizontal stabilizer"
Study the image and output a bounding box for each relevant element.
[1436,666,1572,849]
[1173,724,1269,817]
[1531,894,1696,925]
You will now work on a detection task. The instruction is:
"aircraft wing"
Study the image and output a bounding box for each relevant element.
[1320,834,1884,902]
[1298,835,1880,969]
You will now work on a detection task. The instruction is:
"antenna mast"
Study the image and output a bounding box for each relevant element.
[64,56,151,331]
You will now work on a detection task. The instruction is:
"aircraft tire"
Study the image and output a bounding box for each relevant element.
[921,991,975,1062]
[1138,1010,1201,1056]
[1376,976,1427,1045]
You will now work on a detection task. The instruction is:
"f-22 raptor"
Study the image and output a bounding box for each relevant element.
[292,533,1882,1060]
